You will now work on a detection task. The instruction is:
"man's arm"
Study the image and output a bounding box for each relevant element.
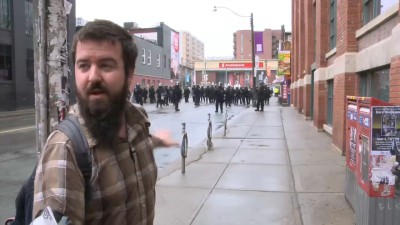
[33,130,85,223]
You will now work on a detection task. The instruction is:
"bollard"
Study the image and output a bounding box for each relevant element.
[180,122,188,174]
[207,113,213,150]
[223,110,228,137]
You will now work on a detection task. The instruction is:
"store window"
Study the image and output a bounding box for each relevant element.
[141,48,146,64]
[0,44,12,81]
[0,0,11,30]
[27,49,34,82]
[363,0,399,25]
[329,0,337,50]
[327,80,334,126]
[359,67,390,102]
[157,54,160,67]
[25,0,33,35]
[147,50,151,65]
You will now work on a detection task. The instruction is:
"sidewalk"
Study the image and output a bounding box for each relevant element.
[154,100,355,225]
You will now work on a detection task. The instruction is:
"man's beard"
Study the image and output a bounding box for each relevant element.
[77,80,128,147]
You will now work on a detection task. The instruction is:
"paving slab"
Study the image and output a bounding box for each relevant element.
[289,149,346,166]
[246,126,285,139]
[286,137,333,150]
[240,138,287,150]
[157,162,226,189]
[293,165,346,192]
[198,148,237,163]
[206,138,244,149]
[222,125,252,138]
[298,193,355,225]
[154,186,211,225]
[216,164,294,192]
[231,148,289,165]
[191,189,301,225]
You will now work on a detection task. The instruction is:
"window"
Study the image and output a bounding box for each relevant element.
[0,0,11,30]
[141,48,146,64]
[27,49,34,82]
[157,54,160,67]
[0,44,12,81]
[329,0,337,50]
[163,55,166,68]
[363,0,399,24]
[147,50,151,65]
[25,1,34,35]
[313,2,316,62]
[359,67,390,102]
[326,79,334,126]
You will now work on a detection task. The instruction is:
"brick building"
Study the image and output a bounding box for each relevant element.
[291,0,400,151]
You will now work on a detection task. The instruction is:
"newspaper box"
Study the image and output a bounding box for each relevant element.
[356,98,395,197]
[354,97,400,225]
[344,96,359,209]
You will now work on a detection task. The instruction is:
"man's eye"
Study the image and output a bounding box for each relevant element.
[100,64,117,71]
[78,64,89,70]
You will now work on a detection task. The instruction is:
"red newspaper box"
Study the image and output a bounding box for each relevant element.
[346,96,358,172]
[356,97,397,197]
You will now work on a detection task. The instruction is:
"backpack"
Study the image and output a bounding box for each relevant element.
[6,115,91,225]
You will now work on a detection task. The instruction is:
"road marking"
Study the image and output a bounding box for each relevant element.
[0,126,35,134]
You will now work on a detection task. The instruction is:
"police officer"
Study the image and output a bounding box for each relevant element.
[184,86,191,102]
[172,84,182,111]
[215,83,225,113]
[255,82,267,111]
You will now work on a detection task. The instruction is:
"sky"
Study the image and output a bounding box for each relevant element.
[75,0,292,58]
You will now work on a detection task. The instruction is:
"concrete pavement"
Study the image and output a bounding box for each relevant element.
[154,99,355,225]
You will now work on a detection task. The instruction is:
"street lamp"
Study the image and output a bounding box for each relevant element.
[213,6,256,107]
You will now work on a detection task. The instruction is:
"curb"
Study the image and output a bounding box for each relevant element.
[0,109,35,119]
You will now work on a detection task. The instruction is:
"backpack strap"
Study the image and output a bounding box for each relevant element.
[54,115,92,206]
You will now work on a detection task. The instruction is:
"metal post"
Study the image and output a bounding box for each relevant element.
[225,67,228,86]
[251,13,257,107]
[33,0,71,153]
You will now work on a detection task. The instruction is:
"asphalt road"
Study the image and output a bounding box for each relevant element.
[0,100,248,221]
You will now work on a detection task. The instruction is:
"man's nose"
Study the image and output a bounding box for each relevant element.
[88,65,102,82]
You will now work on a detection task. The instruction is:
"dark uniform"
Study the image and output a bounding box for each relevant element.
[172,84,182,111]
[149,85,155,103]
[215,84,225,113]
[184,86,190,102]
[255,83,267,111]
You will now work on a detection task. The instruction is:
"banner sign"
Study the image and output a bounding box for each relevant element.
[170,31,180,80]
[255,32,264,54]
[219,62,264,68]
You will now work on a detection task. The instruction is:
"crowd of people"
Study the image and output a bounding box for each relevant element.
[129,82,275,113]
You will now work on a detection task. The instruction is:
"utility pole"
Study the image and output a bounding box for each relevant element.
[33,0,73,153]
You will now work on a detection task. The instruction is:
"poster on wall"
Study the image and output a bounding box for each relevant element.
[170,31,180,80]
[371,106,400,155]
[277,51,290,77]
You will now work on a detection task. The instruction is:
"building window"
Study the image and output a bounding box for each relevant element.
[0,44,12,81]
[164,55,166,68]
[141,48,146,64]
[147,50,151,65]
[0,0,11,30]
[329,0,337,50]
[326,79,334,126]
[157,54,160,67]
[363,0,399,25]
[359,67,390,102]
[27,49,34,82]
[313,2,317,62]
[25,1,34,35]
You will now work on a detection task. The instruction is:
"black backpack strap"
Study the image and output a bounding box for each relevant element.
[55,115,92,205]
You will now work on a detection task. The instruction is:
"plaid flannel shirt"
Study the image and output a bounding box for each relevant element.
[33,102,159,225]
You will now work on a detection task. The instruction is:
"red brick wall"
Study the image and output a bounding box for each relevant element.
[303,83,311,117]
[358,16,398,50]
[313,80,327,129]
[298,85,304,113]
[390,56,400,104]
[332,73,358,150]
[315,0,329,68]
[336,0,360,55]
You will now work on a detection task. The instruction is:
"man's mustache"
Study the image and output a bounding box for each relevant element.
[86,82,109,95]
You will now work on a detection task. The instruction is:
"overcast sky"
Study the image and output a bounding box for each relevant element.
[76,0,292,58]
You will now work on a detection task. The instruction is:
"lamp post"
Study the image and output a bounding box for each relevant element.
[213,6,257,105]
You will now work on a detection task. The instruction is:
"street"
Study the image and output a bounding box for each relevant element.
[0,100,248,221]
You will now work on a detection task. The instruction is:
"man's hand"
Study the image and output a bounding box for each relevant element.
[153,130,179,147]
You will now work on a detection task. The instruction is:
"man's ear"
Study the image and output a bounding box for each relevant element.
[127,70,134,88]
